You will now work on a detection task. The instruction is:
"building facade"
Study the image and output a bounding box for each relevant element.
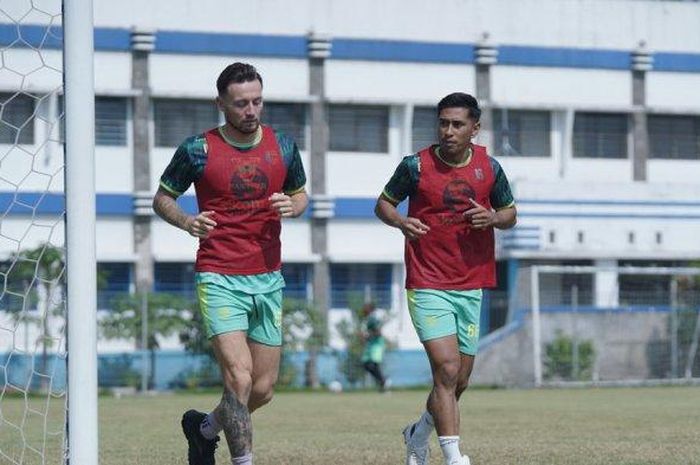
[1,0,700,353]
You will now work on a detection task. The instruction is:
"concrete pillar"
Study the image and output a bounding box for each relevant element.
[131,28,155,293]
[631,41,653,182]
[594,259,619,308]
[308,33,332,335]
[475,33,498,153]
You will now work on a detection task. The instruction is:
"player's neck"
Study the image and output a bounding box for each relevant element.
[219,124,262,148]
[436,145,472,167]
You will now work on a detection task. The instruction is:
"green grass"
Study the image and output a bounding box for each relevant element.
[1,387,699,464]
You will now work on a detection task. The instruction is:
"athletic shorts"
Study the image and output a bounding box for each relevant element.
[195,272,283,346]
[406,289,482,356]
[361,337,385,364]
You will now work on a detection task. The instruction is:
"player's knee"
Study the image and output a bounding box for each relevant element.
[221,365,253,397]
[434,358,461,388]
[456,379,470,399]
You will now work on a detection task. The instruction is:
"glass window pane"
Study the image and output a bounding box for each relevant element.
[97,262,132,310]
[329,105,388,153]
[412,107,437,152]
[494,109,551,157]
[281,263,311,301]
[0,92,35,145]
[330,263,392,309]
[263,102,306,150]
[648,114,700,160]
[154,99,219,147]
[573,112,628,159]
[95,97,127,146]
[154,262,196,298]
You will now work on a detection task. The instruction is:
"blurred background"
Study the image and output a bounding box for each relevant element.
[1,0,700,394]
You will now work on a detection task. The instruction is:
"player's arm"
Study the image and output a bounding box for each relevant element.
[152,187,217,238]
[464,199,516,230]
[465,156,517,230]
[269,189,308,218]
[273,134,309,218]
[375,155,428,240]
[152,135,216,238]
[375,195,430,240]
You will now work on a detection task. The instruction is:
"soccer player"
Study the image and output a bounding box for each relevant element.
[360,302,388,392]
[375,93,516,465]
[153,62,308,465]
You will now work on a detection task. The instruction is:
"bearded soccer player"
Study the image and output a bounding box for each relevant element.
[153,62,308,465]
[375,93,516,465]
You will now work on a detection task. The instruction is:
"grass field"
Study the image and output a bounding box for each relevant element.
[2,386,700,464]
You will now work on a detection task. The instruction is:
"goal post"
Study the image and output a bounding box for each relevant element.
[64,0,98,463]
[528,265,700,388]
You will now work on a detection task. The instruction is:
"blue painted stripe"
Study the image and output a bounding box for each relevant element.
[0,24,131,51]
[3,24,700,72]
[518,212,700,220]
[155,30,307,57]
[519,199,700,207]
[4,193,700,220]
[332,38,474,64]
[499,45,631,70]
[654,53,700,73]
[0,192,132,216]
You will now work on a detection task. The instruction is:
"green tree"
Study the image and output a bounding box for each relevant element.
[544,330,595,381]
[176,296,325,388]
[282,298,325,388]
[2,243,64,390]
[100,292,192,389]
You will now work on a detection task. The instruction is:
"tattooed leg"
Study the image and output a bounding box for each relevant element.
[217,388,253,458]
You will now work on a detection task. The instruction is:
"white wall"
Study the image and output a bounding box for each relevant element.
[95,0,700,53]
[492,67,632,108]
[150,55,309,100]
[327,221,404,263]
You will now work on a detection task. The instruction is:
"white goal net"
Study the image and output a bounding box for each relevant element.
[520,265,700,387]
[1,1,97,463]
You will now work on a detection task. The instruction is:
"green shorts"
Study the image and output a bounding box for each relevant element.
[407,289,482,356]
[361,337,385,364]
[196,273,283,346]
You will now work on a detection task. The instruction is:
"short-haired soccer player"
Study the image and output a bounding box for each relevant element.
[375,93,516,465]
[153,62,308,465]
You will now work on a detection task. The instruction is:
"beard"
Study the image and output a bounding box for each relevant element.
[233,118,259,134]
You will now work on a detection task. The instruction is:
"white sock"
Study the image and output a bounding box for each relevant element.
[200,412,222,440]
[231,453,253,465]
[409,411,434,445]
[438,436,461,464]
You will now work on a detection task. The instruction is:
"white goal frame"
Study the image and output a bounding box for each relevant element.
[530,265,700,388]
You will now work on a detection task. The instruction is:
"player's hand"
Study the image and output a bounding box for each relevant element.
[269,192,295,217]
[399,217,430,240]
[185,211,217,238]
[464,198,495,230]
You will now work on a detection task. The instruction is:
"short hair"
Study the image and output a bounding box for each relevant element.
[437,92,481,122]
[216,62,263,95]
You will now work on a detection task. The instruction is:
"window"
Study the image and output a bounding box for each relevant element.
[494,109,551,157]
[263,102,306,150]
[573,112,628,159]
[648,114,700,160]
[97,262,132,310]
[281,263,311,301]
[95,97,128,146]
[58,96,128,146]
[618,260,689,306]
[154,262,196,298]
[329,104,388,152]
[412,106,437,152]
[330,263,392,309]
[154,99,219,147]
[0,92,35,144]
